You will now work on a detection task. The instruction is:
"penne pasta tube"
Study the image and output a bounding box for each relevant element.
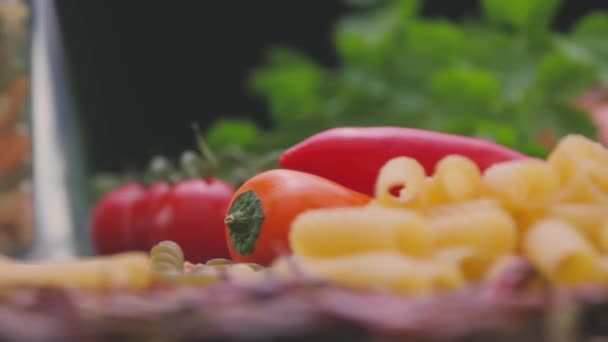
[482,159,560,211]
[548,135,608,184]
[599,256,608,286]
[523,219,600,286]
[433,155,482,203]
[556,168,608,203]
[0,252,151,290]
[290,207,432,258]
[293,252,437,294]
[597,221,608,253]
[433,247,492,281]
[427,199,517,259]
[374,157,426,208]
[547,203,608,243]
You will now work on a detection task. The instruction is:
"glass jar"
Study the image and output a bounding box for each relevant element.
[0,0,32,256]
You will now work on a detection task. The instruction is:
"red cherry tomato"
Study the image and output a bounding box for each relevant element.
[128,181,170,252]
[149,178,234,263]
[91,182,144,255]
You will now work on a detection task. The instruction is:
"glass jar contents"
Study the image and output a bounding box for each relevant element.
[0,0,31,255]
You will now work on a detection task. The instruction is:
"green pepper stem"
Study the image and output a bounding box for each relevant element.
[224,213,250,233]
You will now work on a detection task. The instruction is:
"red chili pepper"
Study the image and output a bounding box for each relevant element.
[279,126,528,196]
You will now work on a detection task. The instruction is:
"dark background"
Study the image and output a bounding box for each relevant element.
[55,0,608,173]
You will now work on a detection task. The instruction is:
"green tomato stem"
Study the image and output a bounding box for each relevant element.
[225,190,265,255]
[192,123,220,176]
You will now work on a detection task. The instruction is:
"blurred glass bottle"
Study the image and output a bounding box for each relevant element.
[30,0,89,259]
[0,0,88,259]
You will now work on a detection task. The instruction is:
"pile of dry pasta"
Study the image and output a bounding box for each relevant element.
[279,134,608,294]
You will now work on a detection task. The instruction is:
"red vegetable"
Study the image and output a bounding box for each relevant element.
[280,126,528,196]
[91,182,145,255]
[128,182,170,252]
[149,178,234,263]
[225,169,370,265]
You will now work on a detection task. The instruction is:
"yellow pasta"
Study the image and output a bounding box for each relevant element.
[0,252,151,290]
[482,159,560,211]
[290,207,431,258]
[547,203,608,243]
[427,199,517,259]
[417,259,466,291]
[272,253,464,292]
[599,256,608,286]
[548,135,608,182]
[597,221,608,253]
[523,219,600,286]
[512,209,545,234]
[431,155,482,203]
[374,157,426,208]
[548,135,608,203]
[484,254,523,281]
[418,177,446,207]
[433,247,488,281]
[291,252,441,294]
[278,134,608,293]
[556,166,608,203]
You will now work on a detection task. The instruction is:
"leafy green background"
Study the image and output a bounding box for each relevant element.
[206,0,608,158]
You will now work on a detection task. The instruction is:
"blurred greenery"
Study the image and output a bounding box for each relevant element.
[206,0,608,158]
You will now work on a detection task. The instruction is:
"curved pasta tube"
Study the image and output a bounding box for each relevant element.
[597,221,608,253]
[512,209,545,233]
[427,199,517,259]
[548,135,608,202]
[293,252,438,294]
[433,247,489,281]
[374,157,426,208]
[548,135,608,182]
[433,155,482,203]
[418,177,446,207]
[290,207,432,258]
[482,159,560,211]
[548,203,608,243]
[557,166,608,203]
[523,219,600,286]
[599,256,608,286]
[421,260,466,291]
[0,253,151,290]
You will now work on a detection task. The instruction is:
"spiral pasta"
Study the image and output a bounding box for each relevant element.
[150,240,184,276]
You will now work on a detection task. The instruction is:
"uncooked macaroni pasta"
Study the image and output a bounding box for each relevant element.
[283,134,608,294]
